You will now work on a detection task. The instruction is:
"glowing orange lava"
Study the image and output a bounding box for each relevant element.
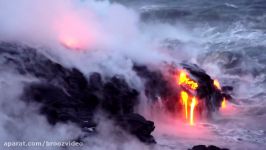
[213,80,227,109]
[213,79,221,90]
[190,97,198,126]
[180,91,198,126]
[178,70,200,126]
[221,97,227,109]
[177,70,228,126]
[178,70,198,90]
[181,91,189,119]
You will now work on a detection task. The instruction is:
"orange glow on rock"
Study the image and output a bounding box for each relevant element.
[178,70,198,90]
[190,97,198,126]
[62,36,80,49]
[54,12,97,50]
[213,79,221,90]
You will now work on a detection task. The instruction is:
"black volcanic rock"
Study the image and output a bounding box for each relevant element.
[190,145,208,150]
[133,65,180,113]
[181,63,234,112]
[0,42,155,143]
[24,83,97,127]
[210,145,229,150]
[181,63,224,112]
[189,145,229,150]
[102,76,139,115]
[133,65,172,102]
[117,113,155,143]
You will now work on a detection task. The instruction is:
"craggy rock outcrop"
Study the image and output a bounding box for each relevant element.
[0,42,155,143]
[117,113,155,143]
[181,63,233,112]
[133,65,180,113]
[133,63,233,117]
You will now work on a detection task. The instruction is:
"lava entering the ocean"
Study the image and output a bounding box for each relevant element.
[190,97,198,126]
[177,70,199,126]
[177,69,227,126]
[221,97,227,109]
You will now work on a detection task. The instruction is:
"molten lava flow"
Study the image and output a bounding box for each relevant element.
[178,70,198,90]
[213,80,228,109]
[213,79,221,90]
[190,97,198,126]
[177,71,228,125]
[178,70,200,126]
[221,97,227,109]
[181,91,189,119]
